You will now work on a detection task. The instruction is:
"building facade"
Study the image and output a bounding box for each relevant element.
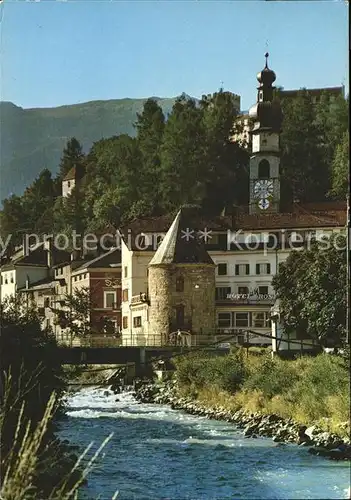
[118,55,346,348]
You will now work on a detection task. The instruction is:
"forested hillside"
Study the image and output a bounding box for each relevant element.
[0,97,177,201]
[0,90,348,251]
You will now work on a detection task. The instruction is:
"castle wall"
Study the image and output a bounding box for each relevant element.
[148,264,216,344]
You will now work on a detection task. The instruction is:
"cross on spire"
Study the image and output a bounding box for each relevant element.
[265,52,269,68]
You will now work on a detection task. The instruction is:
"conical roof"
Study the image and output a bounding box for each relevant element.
[149,205,214,266]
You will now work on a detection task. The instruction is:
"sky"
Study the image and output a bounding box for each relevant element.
[0,0,349,111]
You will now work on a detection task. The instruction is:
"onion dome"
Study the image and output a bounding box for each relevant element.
[248,52,283,131]
[257,52,276,86]
[249,101,283,132]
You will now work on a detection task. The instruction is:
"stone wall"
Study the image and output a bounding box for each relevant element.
[148,263,216,341]
[148,265,172,343]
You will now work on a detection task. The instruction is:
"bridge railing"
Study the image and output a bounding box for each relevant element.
[57,328,273,348]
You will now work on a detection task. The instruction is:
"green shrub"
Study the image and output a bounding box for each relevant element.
[242,354,299,399]
[173,348,247,395]
[174,351,350,434]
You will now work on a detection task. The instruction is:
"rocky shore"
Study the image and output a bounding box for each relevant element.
[132,379,351,461]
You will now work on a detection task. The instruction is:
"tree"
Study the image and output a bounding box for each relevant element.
[272,234,347,347]
[83,135,142,224]
[330,131,349,199]
[52,186,86,235]
[159,95,206,212]
[57,137,85,181]
[90,186,121,229]
[22,169,56,232]
[200,90,249,213]
[279,90,330,203]
[135,98,165,214]
[54,287,94,344]
[0,195,25,247]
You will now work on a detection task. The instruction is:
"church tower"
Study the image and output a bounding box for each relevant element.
[248,53,283,214]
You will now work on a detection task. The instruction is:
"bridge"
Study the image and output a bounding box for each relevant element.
[35,329,319,367]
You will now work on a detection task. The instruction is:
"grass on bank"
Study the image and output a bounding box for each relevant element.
[0,373,118,500]
[173,348,350,438]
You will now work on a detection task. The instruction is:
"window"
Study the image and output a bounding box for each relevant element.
[258,286,269,296]
[217,313,231,328]
[67,181,71,188]
[252,311,271,328]
[122,316,128,329]
[218,233,227,249]
[217,263,227,275]
[256,263,271,275]
[176,276,184,292]
[157,234,164,247]
[265,312,271,328]
[238,286,249,295]
[133,316,142,328]
[0,276,2,285]
[235,312,249,328]
[258,159,270,179]
[252,312,265,328]
[122,289,129,302]
[124,266,128,278]
[104,291,117,308]
[235,264,250,276]
[83,273,87,279]
[10,273,14,283]
[4,274,8,284]
[215,287,231,300]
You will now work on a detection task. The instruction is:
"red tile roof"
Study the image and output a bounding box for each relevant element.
[63,166,76,181]
[119,202,346,235]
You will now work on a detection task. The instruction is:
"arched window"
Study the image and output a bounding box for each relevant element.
[176,275,184,292]
[258,159,270,179]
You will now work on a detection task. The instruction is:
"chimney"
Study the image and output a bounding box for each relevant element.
[71,249,80,262]
[22,234,29,258]
[44,236,53,269]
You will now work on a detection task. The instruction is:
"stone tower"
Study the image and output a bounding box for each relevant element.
[148,206,216,345]
[248,53,283,214]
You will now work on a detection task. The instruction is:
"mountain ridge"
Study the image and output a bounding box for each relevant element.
[0,96,189,202]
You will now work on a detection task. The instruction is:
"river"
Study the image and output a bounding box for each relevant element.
[59,387,350,500]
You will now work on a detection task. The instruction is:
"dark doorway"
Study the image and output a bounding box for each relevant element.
[175,304,185,328]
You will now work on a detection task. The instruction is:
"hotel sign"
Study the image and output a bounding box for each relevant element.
[227,287,275,301]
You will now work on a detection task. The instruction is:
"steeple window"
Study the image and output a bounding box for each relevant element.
[176,276,184,292]
[258,159,270,179]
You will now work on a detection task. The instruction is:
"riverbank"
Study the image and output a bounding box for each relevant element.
[61,386,351,500]
[133,379,351,461]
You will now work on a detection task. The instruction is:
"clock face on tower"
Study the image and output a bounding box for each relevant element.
[253,179,274,199]
[258,198,270,210]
